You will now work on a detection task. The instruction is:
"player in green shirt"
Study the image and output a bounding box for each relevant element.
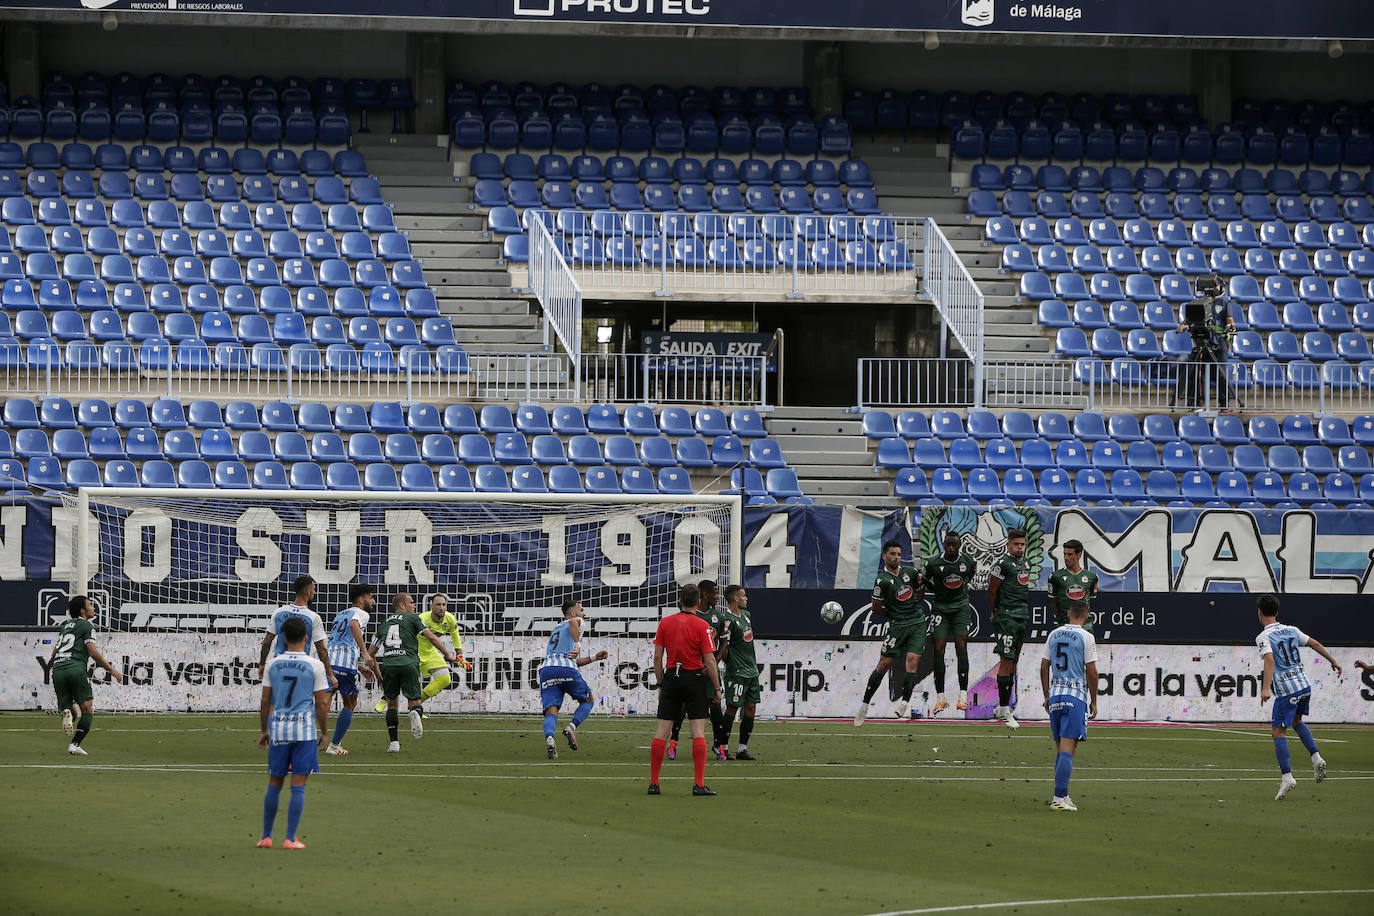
[1048,539,1100,634]
[923,531,978,716]
[717,585,760,760]
[670,580,731,760]
[855,540,927,726]
[50,595,123,756]
[988,529,1033,730]
[367,592,458,753]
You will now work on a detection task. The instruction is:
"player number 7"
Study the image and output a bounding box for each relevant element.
[282,675,297,706]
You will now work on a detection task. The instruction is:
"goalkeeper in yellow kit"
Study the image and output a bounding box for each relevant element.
[375,594,469,713]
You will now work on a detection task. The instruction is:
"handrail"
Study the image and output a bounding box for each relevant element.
[528,216,584,392]
[922,217,985,407]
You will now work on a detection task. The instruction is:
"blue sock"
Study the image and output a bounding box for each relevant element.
[572,700,593,727]
[543,713,558,739]
[331,709,353,747]
[1293,722,1318,756]
[1054,751,1073,797]
[261,783,282,839]
[286,786,306,841]
[1274,736,1292,774]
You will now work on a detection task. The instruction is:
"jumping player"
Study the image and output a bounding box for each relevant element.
[1257,594,1342,800]
[854,540,927,725]
[325,584,381,756]
[257,616,330,849]
[719,585,760,760]
[368,592,459,753]
[51,596,123,756]
[923,531,978,715]
[258,575,336,691]
[988,529,1033,730]
[376,593,470,714]
[538,598,608,760]
[1040,599,1098,812]
[1048,539,1099,633]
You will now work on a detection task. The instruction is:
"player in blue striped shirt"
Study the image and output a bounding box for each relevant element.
[324,584,382,756]
[257,616,330,850]
[538,598,607,760]
[1256,594,1343,801]
[1039,599,1099,812]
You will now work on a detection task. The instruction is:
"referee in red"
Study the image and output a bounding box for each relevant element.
[648,583,722,796]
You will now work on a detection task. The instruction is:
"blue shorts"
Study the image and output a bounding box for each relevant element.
[538,664,591,709]
[1271,689,1311,729]
[267,739,320,778]
[1048,696,1088,743]
[331,667,359,696]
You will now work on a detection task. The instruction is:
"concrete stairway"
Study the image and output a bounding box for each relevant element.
[353,134,547,353]
[858,135,1049,364]
[765,406,887,503]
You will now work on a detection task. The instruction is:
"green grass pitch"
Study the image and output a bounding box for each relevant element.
[2,713,1372,915]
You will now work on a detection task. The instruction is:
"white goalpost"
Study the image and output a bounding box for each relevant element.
[58,488,742,713]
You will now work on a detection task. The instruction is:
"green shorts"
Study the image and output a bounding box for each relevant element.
[881,619,928,660]
[928,603,972,639]
[381,662,422,702]
[724,676,762,708]
[992,615,1027,661]
[53,664,93,711]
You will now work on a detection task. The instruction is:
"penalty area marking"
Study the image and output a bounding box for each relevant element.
[861,887,1374,915]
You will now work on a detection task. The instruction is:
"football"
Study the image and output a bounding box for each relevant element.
[820,601,844,624]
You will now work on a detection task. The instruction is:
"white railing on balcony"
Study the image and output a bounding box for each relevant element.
[527,216,583,390]
[527,211,922,299]
[857,357,978,409]
[1,351,771,407]
[922,218,986,408]
[580,353,770,406]
[860,356,1374,414]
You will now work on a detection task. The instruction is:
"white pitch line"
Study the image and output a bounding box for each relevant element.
[861,887,1374,915]
[3,764,1371,784]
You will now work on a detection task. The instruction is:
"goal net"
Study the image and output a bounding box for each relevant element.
[62,489,740,640]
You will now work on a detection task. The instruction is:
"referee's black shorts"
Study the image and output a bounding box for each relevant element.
[657,668,710,721]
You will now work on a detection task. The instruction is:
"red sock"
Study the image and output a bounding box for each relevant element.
[650,738,666,784]
[691,737,707,786]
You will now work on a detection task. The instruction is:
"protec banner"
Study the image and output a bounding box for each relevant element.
[4,632,1369,721]
[11,0,1374,39]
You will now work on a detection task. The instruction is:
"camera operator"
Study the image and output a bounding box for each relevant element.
[1176,274,1236,412]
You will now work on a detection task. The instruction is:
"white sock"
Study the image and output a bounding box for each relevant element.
[738,744,747,753]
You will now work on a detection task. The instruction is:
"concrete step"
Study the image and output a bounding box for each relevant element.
[439,298,534,316]
[413,256,506,272]
[410,242,501,259]
[986,322,1036,338]
[396,215,485,232]
[786,450,875,467]
[424,270,512,287]
[372,171,464,186]
[767,426,866,446]
[454,328,547,346]
[977,281,1019,296]
[880,196,966,216]
[407,229,493,244]
[382,185,472,205]
[355,133,446,149]
[437,284,527,299]
[798,479,893,497]
[794,463,882,477]
[985,336,1053,353]
[448,312,542,329]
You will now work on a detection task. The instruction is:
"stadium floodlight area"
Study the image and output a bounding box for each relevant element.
[65,489,741,637]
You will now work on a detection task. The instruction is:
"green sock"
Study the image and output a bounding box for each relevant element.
[73,712,93,746]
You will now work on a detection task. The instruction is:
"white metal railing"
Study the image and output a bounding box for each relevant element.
[922,217,986,407]
[860,357,1374,415]
[528,216,584,390]
[526,211,921,299]
[580,353,770,406]
[0,352,771,407]
[857,357,977,408]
